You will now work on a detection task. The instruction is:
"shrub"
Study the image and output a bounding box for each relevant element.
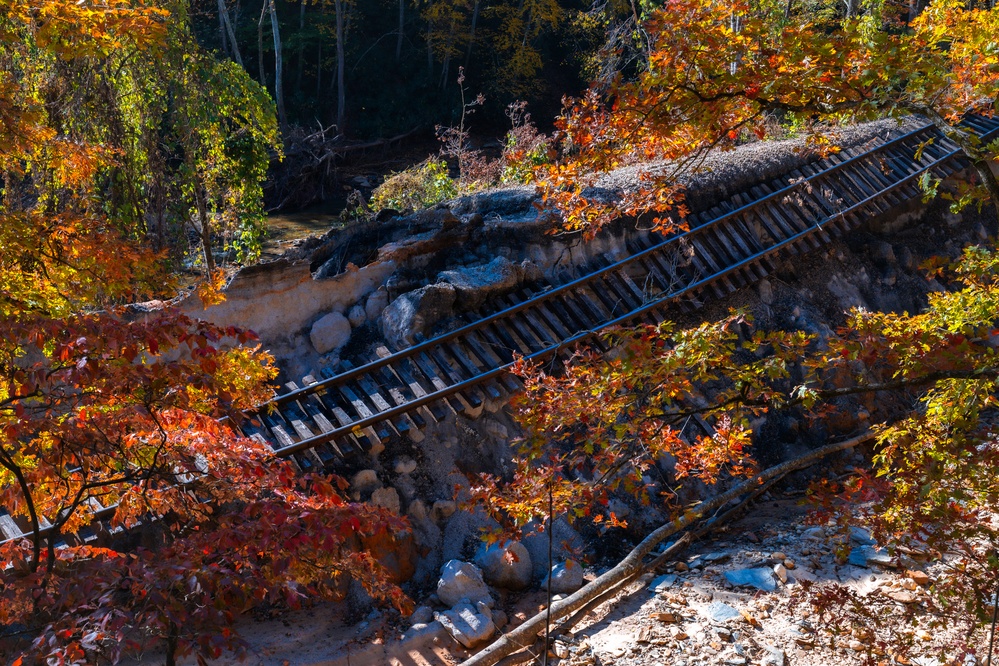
[369,157,458,213]
[500,101,552,185]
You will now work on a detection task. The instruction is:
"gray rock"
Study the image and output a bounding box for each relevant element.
[370,487,401,514]
[431,500,457,522]
[347,304,367,327]
[758,279,774,305]
[474,540,533,590]
[648,574,677,593]
[706,602,742,623]
[365,288,389,323]
[409,606,434,626]
[483,419,508,441]
[724,567,777,592]
[848,545,898,568]
[522,518,586,579]
[447,186,537,218]
[437,560,492,607]
[437,601,496,649]
[702,552,731,564]
[381,284,456,349]
[542,560,584,595]
[608,498,631,520]
[310,311,351,354]
[850,526,876,545]
[407,499,427,521]
[802,527,826,541]
[491,609,508,630]
[438,257,540,310]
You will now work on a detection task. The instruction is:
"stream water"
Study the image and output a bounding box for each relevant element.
[258,204,345,262]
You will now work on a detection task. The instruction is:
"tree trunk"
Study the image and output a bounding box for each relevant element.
[784,0,793,20]
[218,0,243,66]
[440,21,455,89]
[218,2,228,55]
[295,0,306,94]
[268,0,287,127]
[334,0,346,131]
[465,0,480,66]
[195,188,216,276]
[459,432,874,666]
[257,0,268,88]
[165,622,179,666]
[396,0,405,61]
[316,2,325,98]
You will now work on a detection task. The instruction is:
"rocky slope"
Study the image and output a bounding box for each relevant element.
[141,118,999,665]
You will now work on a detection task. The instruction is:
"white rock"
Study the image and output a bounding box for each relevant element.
[370,486,401,514]
[310,311,351,354]
[437,560,493,607]
[437,601,496,649]
[648,573,677,593]
[350,469,381,497]
[542,559,584,595]
[773,563,788,584]
[365,288,389,323]
[394,457,418,475]
[474,540,533,590]
[347,304,366,328]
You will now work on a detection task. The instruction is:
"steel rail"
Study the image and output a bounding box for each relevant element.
[264,120,951,410]
[262,120,999,457]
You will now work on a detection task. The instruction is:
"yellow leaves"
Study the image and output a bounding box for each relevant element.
[9,0,171,58]
[196,268,229,308]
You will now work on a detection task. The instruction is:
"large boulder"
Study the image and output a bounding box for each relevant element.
[437,560,492,607]
[474,540,533,590]
[542,559,584,595]
[381,283,456,349]
[437,257,542,311]
[437,601,496,649]
[310,311,351,354]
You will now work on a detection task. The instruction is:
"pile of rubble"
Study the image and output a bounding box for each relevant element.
[550,501,979,666]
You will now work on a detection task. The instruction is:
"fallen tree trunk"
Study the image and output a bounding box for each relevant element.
[460,431,875,666]
[552,467,789,639]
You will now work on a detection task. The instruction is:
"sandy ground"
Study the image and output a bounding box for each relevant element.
[125,490,992,666]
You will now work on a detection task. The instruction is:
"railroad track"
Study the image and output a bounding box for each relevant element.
[2,115,998,545]
[236,115,999,470]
